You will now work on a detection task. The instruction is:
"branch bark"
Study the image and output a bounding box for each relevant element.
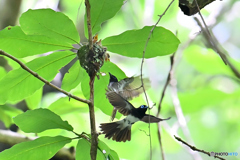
[85,1,98,159]
[0,50,90,104]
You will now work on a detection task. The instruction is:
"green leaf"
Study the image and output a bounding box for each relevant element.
[76,139,105,160]
[85,0,125,37]
[0,26,73,58]
[61,61,85,92]
[0,67,7,80]
[13,108,73,133]
[109,149,119,160]
[48,96,88,115]
[100,61,126,79]
[0,105,23,128]
[98,140,111,158]
[0,51,75,104]
[25,88,42,110]
[0,136,71,160]
[102,26,180,58]
[20,9,80,45]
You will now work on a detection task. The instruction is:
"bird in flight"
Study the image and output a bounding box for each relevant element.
[107,73,150,121]
[100,91,170,142]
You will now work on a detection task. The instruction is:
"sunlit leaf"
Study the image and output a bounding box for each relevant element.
[102,26,180,58]
[0,136,71,160]
[85,0,124,37]
[20,9,80,45]
[109,149,119,160]
[61,61,85,92]
[98,140,110,158]
[0,51,75,105]
[25,88,42,110]
[100,61,126,79]
[76,139,105,160]
[48,96,88,115]
[0,26,73,58]
[14,108,73,133]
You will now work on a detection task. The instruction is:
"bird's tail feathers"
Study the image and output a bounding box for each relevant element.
[100,120,131,142]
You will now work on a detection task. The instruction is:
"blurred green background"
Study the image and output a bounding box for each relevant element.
[0,0,239,160]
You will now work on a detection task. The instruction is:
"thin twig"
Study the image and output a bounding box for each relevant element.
[141,0,175,159]
[170,53,202,160]
[174,135,226,160]
[156,53,175,160]
[194,17,240,79]
[194,0,240,79]
[140,0,175,159]
[193,0,227,65]
[0,50,90,104]
[85,1,98,159]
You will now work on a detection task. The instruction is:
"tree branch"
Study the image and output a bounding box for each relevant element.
[174,135,226,160]
[0,129,75,160]
[85,0,93,50]
[84,0,98,159]
[193,0,240,79]
[0,50,90,104]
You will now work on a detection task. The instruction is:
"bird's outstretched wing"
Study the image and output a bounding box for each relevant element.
[141,114,171,123]
[106,91,135,115]
[118,76,150,100]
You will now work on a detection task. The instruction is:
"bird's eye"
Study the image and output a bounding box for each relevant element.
[140,105,147,108]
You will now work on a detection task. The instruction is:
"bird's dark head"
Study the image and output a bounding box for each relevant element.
[134,105,148,119]
[109,72,118,83]
[138,105,148,112]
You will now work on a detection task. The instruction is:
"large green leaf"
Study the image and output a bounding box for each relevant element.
[0,51,75,104]
[25,88,42,110]
[0,105,23,128]
[61,61,85,92]
[76,139,105,160]
[48,96,88,115]
[100,61,126,79]
[20,9,80,45]
[13,108,73,133]
[0,26,73,58]
[102,26,180,58]
[0,136,71,160]
[85,0,125,37]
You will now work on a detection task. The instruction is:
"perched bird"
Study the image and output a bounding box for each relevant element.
[100,91,170,142]
[108,73,150,121]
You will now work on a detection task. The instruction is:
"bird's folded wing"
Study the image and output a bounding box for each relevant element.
[141,114,171,123]
[106,91,134,115]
